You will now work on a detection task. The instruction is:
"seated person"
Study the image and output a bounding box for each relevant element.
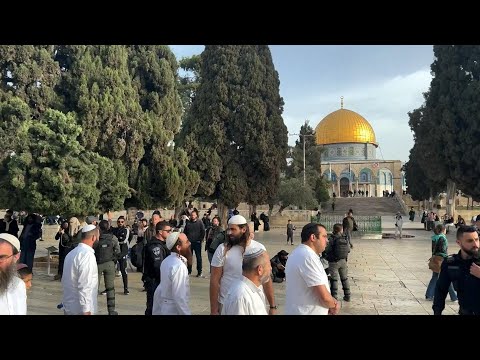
[270,250,288,283]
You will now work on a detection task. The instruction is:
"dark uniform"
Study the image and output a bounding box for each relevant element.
[325,233,351,301]
[111,226,132,294]
[143,238,170,315]
[433,251,480,315]
[94,232,121,315]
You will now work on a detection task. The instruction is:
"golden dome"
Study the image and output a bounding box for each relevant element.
[315,108,377,146]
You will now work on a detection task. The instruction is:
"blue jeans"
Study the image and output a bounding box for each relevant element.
[425,272,457,300]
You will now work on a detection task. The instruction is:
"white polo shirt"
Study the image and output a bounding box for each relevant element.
[62,243,98,315]
[211,239,266,304]
[222,276,268,315]
[0,276,27,315]
[285,243,330,315]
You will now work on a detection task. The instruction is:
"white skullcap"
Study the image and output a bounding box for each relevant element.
[166,231,181,250]
[82,224,97,233]
[228,215,247,225]
[0,233,20,252]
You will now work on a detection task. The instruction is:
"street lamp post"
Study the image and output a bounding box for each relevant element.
[288,131,316,187]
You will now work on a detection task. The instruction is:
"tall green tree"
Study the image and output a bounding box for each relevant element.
[408,46,480,209]
[0,45,61,117]
[177,45,288,225]
[177,55,201,112]
[55,45,197,209]
[0,106,129,216]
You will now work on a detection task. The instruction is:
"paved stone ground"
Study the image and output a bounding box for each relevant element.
[26,217,460,315]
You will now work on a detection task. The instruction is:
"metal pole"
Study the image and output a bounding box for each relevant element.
[303,135,306,187]
[47,249,51,276]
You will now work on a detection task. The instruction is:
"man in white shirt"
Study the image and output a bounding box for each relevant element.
[61,224,99,315]
[285,223,340,315]
[222,248,272,315]
[0,233,26,315]
[152,231,191,315]
[210,215,277,315]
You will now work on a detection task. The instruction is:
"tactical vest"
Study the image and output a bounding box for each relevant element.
[95,233,115,264]
[333,235,350,260]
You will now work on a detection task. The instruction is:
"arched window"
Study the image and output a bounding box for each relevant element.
[361,173,367,182]
[383,173,387,185]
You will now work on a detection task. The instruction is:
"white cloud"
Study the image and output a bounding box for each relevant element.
[283,68,432,162]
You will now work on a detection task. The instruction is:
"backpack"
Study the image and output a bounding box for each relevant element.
[209,230,226,254]
[333,234,350,260]
[130,241,145,269]
[95,234,115,264]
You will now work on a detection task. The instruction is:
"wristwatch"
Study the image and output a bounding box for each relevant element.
[269,305,278,309]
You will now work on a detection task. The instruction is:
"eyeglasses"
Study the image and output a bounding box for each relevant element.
[117,221,124,224]
[163,229,173,233]
[0,254,14,262]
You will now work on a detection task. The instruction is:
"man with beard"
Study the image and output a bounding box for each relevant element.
[222,248,272,315]
[433,225,480,315]
[0,233,26,314]
[0,210,19,237]
[152,231,192,315]
[61,225,99,315]
[210,215,277,315]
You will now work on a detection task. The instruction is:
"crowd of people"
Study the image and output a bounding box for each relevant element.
[1,203,479,316]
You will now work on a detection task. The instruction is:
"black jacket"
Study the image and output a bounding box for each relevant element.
[0,219,19,237]
[143,238,170,284]
[433,252,480,315]
[184,219,205,243]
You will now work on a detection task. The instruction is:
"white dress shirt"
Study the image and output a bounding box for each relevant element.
[0,276,27,315]
[152,253,190,315]
[211,239,266,304]
[221,276,267,315]
[285,244,330,315]
[61,243,98,315]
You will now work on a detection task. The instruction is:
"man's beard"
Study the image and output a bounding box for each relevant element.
[461,245,479,258]
[228,233,246,247]
[183,247,193,267]
[260,272,271,285]
[0,261,18,295]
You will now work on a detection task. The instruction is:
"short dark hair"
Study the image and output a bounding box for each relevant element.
[18,266,32,278]
[212,216,221,225]
[191,209,199,216]
[153,210,161,216]
[434,223,446,235]
[301,223,325,243]
[6,209,13,214]
[156,221,171,232]
[117,216,125,221]
[99,220,110,232]
[457,225,477,240]
[333,223,343,234]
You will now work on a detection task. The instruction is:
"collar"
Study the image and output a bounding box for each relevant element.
[242,276,263,293]
[77,242,94,252]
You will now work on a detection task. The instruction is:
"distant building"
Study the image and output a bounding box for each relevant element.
[316,98,403,197]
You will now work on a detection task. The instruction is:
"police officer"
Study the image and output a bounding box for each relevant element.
[433,225,480,315]
[95,220,121,315]
[143,221,171,315]
[111,216,132,295]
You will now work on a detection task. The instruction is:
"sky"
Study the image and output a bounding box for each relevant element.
[169,45,434,162]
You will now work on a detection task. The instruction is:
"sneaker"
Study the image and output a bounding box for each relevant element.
[100,290,107,295]
[57,303,64,309]
[53,274,61,281]
[196,272,203,278]
[425,297,433,301]
[116,271,121,277]
[124,289,130,295]
[343,295,351,302]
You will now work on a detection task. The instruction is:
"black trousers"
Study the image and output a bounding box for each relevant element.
[187,241,202,275]
[145,278,159,315]
[117,257,128,291]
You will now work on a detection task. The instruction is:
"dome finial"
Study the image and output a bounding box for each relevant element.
[340,96,344,109]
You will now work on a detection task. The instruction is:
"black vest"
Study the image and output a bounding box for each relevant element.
[95,233,115,264]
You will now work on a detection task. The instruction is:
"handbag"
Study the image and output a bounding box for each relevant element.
[428,237,444,273]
